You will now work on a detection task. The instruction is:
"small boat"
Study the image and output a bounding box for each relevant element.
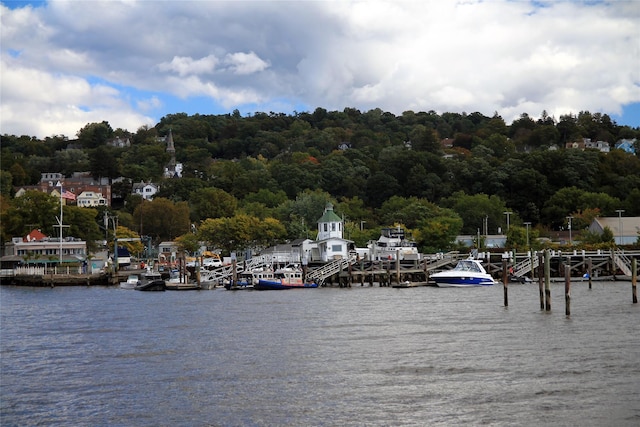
[224,279,254,291]
[134,271,166,291]
[254,267,318,290]
[119,274,139,289]
[430,259,496,287]
[392,280,429,288]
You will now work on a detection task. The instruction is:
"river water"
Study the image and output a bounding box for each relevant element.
[1,281,638,426]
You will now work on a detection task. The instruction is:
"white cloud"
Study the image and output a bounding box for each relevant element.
[0,57,154,137]
[224,51,270,75]
[1,0,639,138]
[157,55,219,77]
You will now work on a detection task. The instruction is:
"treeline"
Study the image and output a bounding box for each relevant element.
[1,108,639,254]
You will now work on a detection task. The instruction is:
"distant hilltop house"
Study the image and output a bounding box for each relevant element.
[614,138,637,155]
[566,138,610,153]
[106,136,131,148]
[132,181,159,200]
[589,217,640,245]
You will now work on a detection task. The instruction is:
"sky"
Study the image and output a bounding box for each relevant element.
[1,0,639,139]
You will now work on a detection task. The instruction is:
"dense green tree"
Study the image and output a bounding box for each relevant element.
[0,170,14,196]
[198,214,266,255]
[89,146,120,181]
[2,190,59,237]
[414,209,463,253]
[77,121,114,149]
[189,187,238,222]
[63,206,103,253]
[52,149,90,176]
[442,191,510,235]
[133,197,190,242]
[275,189,334,235]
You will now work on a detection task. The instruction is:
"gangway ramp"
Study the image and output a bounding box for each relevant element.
[613,249,632,277]
[306,256,358,285]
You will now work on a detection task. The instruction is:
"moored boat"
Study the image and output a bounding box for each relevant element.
[254,267,317,290]
[430,259,496,287]
[134,271,166,291]
[119,274,139,289]
[368,226,420,261]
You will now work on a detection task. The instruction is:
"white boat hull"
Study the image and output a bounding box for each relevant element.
[431,259,496,287]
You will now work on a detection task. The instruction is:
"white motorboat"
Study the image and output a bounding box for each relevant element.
[368,226,420,261]
[431,259,496,287]
[119,274,139,289]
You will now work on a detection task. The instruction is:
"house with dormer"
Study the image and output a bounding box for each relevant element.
[77,187,109,207]
[132,181,159,200]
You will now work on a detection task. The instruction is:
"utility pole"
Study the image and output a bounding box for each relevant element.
[615,209,625,245]
[504,211,512,232]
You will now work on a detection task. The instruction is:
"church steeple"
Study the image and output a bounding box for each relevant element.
[165,129,176,176]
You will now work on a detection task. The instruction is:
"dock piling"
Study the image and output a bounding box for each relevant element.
[632,259,637,304]
[565,265,571,316]
[545,249,551,311]
[502,259,508,307]
[538,253,544,310]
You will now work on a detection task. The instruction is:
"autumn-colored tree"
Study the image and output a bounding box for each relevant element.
[198,214,285,255]
[111,225,144,255]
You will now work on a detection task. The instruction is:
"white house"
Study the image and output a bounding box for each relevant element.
[132,181,159,200]
[77,190,108,207]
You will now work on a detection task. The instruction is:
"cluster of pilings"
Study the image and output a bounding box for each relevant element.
[500,251,638,314]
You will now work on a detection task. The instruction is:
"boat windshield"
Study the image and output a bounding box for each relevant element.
[456,260,482,272]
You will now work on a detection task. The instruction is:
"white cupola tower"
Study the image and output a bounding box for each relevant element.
[316,202,343,241]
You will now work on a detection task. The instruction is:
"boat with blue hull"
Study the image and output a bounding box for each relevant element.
[431,259,496,287]
[254,267,318,290]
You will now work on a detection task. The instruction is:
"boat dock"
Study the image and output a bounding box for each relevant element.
[3,249,638,288]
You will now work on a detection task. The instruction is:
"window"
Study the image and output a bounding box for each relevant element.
[331,244,342,252]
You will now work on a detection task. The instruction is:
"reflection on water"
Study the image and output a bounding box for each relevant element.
[1,282,639,426]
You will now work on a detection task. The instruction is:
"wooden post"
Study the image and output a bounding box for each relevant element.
[587,257,592,289]
[396,250,401,285]
[632,258,637,304]
[545,249,551,311]
[197,255,202,287]
[565,265,571,316]
[502,258,508,307]
[530,251,535,281]
[538,253,544,310]
[232,258,237,288]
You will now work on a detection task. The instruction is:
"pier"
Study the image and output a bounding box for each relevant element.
[3,249,639,288]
